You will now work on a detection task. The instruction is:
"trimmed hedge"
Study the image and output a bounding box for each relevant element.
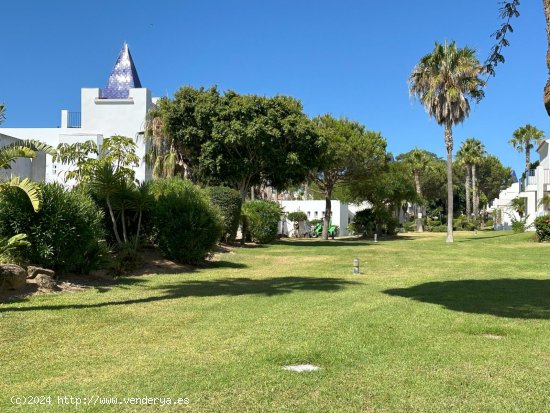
[0,183,105,273]
[206,186,242,242]
[534,215,550,242]
[148,178,222,263]
[242,200,281,244]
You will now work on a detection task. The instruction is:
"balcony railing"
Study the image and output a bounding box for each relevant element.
[68,112,81,128]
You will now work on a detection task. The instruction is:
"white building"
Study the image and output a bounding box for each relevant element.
[279,200,371,236]
[0,43,157,184]
[489,138,550,229]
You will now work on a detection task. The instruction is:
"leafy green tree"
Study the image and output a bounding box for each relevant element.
[509,124,544,172]
[477,155,513,208]
[146,86,320,199]
[409,41,485,242]
[309,115,387,239]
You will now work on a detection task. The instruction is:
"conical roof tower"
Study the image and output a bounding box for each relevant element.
[102,43,142,99]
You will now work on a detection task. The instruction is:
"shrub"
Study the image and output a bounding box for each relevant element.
[431,225,448,232]
[351,208,398,236]
[512,220,526,233]
[402,220,415,232]
[0,183,105,273]
[148,178,222,263]
[242,200,281,244]
[534,215,550,242]
[206,186,242,242]
[287,211,307,223]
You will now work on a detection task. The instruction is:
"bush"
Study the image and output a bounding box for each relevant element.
[534,215,550,242]
[149,178,223,263]
[351,208,398,236]
[431,225,448,232]
[206,186,242,242]
[402,221,415,232]
[0,183,105,273]
[512,220,526,233]
[287,211,307,223]
[242,200,281,244]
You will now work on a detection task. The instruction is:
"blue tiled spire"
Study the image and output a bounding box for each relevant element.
[102,43,142,99]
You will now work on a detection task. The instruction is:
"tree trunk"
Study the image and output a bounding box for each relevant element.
[472,163,478,220]
[106,196,122,245]
[465,166,471,220]
[135,209,142,249]
[525,145,531,171]
[414,171,424,232]
[444,124,454,243]
[544,0,550,115]
[121,207,128,243]
[322,187,332,240]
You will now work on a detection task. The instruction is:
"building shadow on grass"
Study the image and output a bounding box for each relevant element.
[0,276,361,313]
[384,278,550,319]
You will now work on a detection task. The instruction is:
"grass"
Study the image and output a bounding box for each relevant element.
[1,231,549,412]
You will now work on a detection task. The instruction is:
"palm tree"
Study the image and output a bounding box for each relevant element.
[456,138,485,220]
[454,153,472,218]
[399,148,435,232]
[538,194,550,212]
[509,197,526,218]
[409,41,485,242]
[0,103,5,125]
[509,124,544,172]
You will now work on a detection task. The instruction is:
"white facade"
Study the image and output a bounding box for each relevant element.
[0,44,157,185]
[279,200,371,236]
[489,138,550,229]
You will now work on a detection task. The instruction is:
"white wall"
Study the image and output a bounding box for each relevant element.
[279,200,352,236]
[0,87,157,185]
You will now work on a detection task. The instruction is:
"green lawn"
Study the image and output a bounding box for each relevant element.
[1,231,549,412]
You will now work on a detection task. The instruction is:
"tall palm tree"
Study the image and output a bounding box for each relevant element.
[0,103,5,125]
[509,124,544,172]
[457,138,486,220]
[409,41,485,242]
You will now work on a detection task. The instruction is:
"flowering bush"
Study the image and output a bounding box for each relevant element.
[534,215,550,242]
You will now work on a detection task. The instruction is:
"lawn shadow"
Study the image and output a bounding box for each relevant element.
[384,278,550,319]
[0,276,361,312]
[455,233,518,243]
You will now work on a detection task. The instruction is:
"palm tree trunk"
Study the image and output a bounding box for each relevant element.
[444,124,454,243]
[465,166,471,220]
[322,186,332,240]
[472,164,478,220]
[414,171,423,232]
[525,144,531,171]
[544,0,550,115]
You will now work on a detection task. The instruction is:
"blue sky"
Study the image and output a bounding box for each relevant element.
[1,0,547,174]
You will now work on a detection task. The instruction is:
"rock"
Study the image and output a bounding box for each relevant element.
[0,264,27,292]
[27,266,56,280]
[34,274,58,291]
